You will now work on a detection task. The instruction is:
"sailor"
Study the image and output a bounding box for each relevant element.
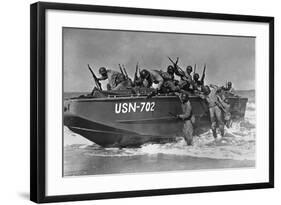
[139,69,164,91]
[176,91,195,145]
[200,85,225,139]
[98,67,127,90]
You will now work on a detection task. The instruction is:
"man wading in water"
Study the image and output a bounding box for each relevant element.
[200,85,225,139]
[176,92,195,145]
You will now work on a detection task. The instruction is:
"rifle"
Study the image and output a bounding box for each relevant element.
[118,64,125,76]
[119,64,130,80]
[194,64,197,74]
[167,56,189,81]
[201,63,206,83]
[168,112,178,118]
[122,64,129,79]
[134,62,139,83]
[87,64,102,91]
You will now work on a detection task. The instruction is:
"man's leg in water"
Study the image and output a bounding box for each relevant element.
[183,120,193,145]
[209,107,217,138]
[215,106,225,137]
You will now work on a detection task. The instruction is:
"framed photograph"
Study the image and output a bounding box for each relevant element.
[30,2,274,203]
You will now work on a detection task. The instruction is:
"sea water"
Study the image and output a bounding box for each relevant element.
[63,90,255,176]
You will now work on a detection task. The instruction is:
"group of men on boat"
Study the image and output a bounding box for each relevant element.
[91,58,235,145]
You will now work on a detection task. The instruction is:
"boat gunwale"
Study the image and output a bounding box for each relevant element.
[65,95,248,102]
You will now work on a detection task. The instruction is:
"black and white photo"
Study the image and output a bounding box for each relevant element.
[63,28,256,176]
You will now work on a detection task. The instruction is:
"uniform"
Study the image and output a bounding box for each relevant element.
[99,69,127,91]
[192,79,204,91]
[157,71,180,92]
[201,85,224,138]
[192,73,205,91]
[177,94,195,145]
[146,70,164,90]
[176,71,192,91]
[112,78,132,90]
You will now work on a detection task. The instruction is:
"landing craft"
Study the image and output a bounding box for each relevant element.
[64,88,248,147]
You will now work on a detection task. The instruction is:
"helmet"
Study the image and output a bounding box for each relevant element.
[202,85,211,95]
[116,73,125,83]
[140,69,150,79]
[167,65,174,74]
[193,73,199,81]
[227,81,232,87]
[180,91,189,102]
[186,65,192,74]
[99,67,107,75]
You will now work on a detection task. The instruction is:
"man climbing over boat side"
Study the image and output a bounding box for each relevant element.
[98,67,128,90]
[176,91,195,145]
[199,85,225,139]
[139,69,164,91]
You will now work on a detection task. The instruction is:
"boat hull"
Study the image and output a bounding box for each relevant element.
[64,95,247,147]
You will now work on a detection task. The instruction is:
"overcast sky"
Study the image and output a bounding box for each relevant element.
[63,27,255,92]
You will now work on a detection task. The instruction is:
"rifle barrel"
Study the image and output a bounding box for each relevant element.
[119,64,124,75]
[168,112,178,118]
[87,64,102,90]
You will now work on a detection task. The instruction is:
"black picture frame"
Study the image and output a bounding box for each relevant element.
[30,1,274,203]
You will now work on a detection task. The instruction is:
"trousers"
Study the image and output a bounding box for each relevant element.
[209,106,224,137]
[183,120,193,145]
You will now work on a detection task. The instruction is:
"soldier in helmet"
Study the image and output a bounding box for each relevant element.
[221,81,236,98]
[225,81,233,91]
[200,85,225,139]
[192,73,205,91]
[223,81,234,92]
[176,91,195,145]
[98,67,127,90]
[139,69,164,91]
[186,65,193,77]
[175,65,193,91]
[167,65,175,79]
[159,65,180,93]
